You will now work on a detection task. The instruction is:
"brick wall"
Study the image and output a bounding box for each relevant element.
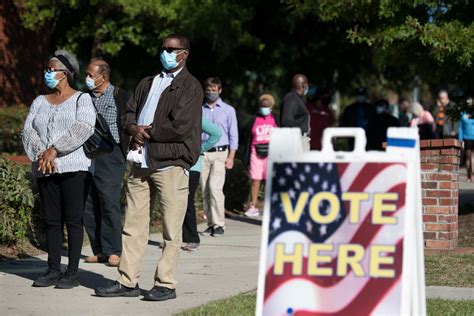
[420,139,461,249]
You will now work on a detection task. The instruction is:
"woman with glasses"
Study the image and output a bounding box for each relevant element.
[22,50,96,289]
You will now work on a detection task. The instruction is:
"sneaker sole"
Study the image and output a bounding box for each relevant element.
[143,292,177,301]
[32,281,58,287]
[211,234,224,238]
[95,290,140,298]
[55,282,80,289]
[182,247,200,251]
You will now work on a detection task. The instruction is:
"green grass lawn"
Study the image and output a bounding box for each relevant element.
[177,292,474,315]
[425,253,474,287]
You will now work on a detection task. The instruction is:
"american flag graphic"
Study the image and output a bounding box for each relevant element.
[262,162,407,315]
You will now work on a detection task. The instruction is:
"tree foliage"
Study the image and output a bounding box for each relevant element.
[289,0,474,87]
[13,0,474,114]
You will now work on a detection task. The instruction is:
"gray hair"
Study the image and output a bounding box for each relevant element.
[51,49,79,78]
[410,102,424,117]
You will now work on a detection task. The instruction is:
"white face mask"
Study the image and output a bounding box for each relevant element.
[85,75,103,90]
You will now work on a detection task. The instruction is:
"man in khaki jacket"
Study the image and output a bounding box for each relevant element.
[95,34,202,301]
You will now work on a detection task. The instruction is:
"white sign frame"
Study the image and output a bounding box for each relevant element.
[256,127,425,316]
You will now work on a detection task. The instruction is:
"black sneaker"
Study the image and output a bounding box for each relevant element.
[95,281,140,297]
[200,226,214,236]
[32,269,62,287]
[55,271,80,289]
[212,227,224,237]
[143,286,177,301]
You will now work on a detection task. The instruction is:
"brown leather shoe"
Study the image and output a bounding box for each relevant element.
[84,254,108,263]
[107,255,120,267]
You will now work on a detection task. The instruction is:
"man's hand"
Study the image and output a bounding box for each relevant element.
[127,124,152,145]
[225,157,234,170]
[38,147,57,174]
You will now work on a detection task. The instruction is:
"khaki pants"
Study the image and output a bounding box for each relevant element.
[302,135,311,151]
[117,166,189,289]
[200,151,227,229]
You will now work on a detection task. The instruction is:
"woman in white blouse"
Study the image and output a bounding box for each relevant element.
[22,50,96,289]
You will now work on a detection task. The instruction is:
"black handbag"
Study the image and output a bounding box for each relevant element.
[76,93,116,158]
[255,143,269,157]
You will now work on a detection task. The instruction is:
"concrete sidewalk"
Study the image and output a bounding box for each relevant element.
[1,216,473,316]
[0,218,261,315]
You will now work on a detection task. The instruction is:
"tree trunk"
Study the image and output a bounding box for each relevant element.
[0,0,51,106]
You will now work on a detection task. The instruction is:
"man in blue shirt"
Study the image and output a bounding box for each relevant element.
[200,77,239,237]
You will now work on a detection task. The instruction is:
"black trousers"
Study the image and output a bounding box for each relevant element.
[83,145,126,256]
[37,171,92,273]
[182,171,201,243]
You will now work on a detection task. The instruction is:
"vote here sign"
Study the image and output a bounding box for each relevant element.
[256,128,424,316]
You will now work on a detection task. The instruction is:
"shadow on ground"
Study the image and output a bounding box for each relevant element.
[0,251,114,290]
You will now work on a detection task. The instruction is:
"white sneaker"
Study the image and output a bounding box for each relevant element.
[245,206,260,217]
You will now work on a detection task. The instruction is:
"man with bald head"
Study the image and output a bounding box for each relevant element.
[280,74,311,150]
[434,90,457,139]
[83,59,131,267]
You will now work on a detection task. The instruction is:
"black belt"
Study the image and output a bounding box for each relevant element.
[207,145,229,152]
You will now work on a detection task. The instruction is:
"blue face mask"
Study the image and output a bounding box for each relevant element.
[160,50,184,70]
[85,76,103,90]
[44,71,62,89]
[259,107,271,116]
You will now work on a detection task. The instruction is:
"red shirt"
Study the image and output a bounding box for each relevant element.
[307,102,334,150]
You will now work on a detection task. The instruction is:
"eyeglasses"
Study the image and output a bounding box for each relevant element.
[160,47,186,53]
[44,68,67,73]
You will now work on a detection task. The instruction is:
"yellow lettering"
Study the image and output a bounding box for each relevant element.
[372,193,398,224]
[281,192,309,223]
[369,245,396,278]
[273,243,304,275]
[342,192,370,224]
[309,192,340,224]
[337,244,365,277]
[308,244,333,276]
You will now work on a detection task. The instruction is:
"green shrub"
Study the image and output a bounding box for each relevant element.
[0,105,28,154]
[0,158,36,245]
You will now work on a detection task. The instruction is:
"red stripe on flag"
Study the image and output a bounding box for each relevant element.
[293,239,404,316]
[263,182,406,299]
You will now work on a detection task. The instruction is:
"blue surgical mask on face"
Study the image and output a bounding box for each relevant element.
[160,50,184,70]
[85,76,103,90]
[44,71,61,89]
[304,87,309,96]
[259,107,271,116]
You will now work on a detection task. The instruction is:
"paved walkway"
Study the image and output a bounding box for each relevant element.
[0,218,261,315]
[1,214,473,316]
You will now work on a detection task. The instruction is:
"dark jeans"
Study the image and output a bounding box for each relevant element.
[37,171,92,273]
[83,145,126,256]
[182,171,201,243]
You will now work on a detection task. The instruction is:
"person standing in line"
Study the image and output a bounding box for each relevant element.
[95,34,202,301]
[243,94,278,217]
[200,77,239,238]
[366,99,400,150]
[410,102,436,140]
[307,88,334,150]
[22,50,96,289]
[82,60,131,267]
[433,90,457,139]
[181,117,221,251]
[339,87,374,149]
[458,97,474,182]
[280,74,310,150]
[398,99,412,127]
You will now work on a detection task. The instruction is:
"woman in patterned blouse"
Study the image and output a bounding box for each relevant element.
[22,50,96,289]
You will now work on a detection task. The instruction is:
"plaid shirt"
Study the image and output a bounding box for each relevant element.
[91,84,120,143]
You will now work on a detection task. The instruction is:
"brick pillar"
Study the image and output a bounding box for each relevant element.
[420,139,461,249]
